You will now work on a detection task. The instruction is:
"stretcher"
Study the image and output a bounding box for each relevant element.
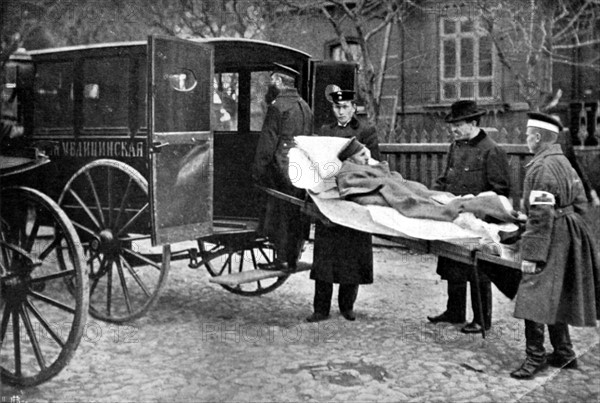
[263,136,524,337]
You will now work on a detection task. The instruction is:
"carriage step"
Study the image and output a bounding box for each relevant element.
[209,262,311,286]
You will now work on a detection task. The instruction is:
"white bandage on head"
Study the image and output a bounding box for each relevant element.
[529,190,556,206]
[527,119,560,133]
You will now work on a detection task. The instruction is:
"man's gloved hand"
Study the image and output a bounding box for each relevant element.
[510,210,528,223]
[589,189,600,208]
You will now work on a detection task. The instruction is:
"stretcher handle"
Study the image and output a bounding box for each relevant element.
[256,185,333,226]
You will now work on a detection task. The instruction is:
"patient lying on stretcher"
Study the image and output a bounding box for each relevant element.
[335,137,520,227]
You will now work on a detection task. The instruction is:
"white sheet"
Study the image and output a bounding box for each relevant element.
[309,188,483,241]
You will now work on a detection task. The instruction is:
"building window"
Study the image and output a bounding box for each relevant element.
[329,41,362,63]
[440,17,495,101]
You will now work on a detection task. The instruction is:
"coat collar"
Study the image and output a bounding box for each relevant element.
[455,129,486,146]
[526,143,563,168]
[277,88,299,98]
[330,116,360,129]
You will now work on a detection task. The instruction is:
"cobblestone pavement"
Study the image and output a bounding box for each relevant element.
[2,243,599,402]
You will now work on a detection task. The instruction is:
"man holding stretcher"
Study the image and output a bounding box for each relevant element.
[427,100,511,334]
[307,87,380,323]
[510,112,600,379]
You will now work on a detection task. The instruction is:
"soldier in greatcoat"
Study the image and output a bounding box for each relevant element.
[252,68,313,272]
[428,100,511,334]
[306,88,380,322]
[510,112,600,379]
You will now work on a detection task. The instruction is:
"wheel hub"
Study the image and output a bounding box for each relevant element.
[1,273,31,304]
[91,229,121,255]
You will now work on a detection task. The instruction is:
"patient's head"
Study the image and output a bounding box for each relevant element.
[338,137,371,165]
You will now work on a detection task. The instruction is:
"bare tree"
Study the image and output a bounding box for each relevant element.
[1,0,64,70]
[2,0,155,70]
[136,0,276,39]
[475,0,600,111]
[278,0,416,128]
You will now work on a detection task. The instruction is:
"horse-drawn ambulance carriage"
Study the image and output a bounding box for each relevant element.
[1,35,356,386]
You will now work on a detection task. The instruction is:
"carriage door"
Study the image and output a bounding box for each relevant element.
[309,61,357,129]
[148,36,214,245]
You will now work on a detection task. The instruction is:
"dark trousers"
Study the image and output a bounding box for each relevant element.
[446,280,492,326]
[313,280,359,315]
[524,320,575,362]
[260,195,308,267]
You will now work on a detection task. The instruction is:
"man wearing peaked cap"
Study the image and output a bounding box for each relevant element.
[306,85,380,323]
[510,111,600,379]
[527,111,563,132]
[252,63,314,273]
[329,89,356,104]
[428,100,511,335]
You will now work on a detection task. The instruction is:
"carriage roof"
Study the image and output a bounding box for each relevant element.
[25,38,312,72]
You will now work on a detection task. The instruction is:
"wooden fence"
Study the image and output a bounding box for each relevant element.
[379,127,532,210]
[385,125,525,144]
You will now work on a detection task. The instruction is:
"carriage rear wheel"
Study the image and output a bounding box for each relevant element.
[199,236,290,296]
[58,159,169,323]
[1,186,88,387]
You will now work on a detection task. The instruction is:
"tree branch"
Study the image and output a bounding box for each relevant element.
[552,0,590,42]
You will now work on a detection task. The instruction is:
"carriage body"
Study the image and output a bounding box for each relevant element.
[9,37,354,243]
[2,36,357,327]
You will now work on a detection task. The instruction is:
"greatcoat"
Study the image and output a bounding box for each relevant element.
[311,116,380,284]
[514,144,600,326]
[252,88,313,264]
[433,129,511,282]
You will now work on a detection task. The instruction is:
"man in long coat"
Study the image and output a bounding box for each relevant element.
[428,100,511,334]
[510,112,600,379]
[307,88,380,322]
[252,69,313,272]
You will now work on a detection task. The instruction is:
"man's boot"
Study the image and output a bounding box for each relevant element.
[511,320,547,379]
[427,282,466,323]
[548,323,578,369]
[462,281,492,333]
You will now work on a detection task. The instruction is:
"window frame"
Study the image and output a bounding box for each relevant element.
[326,38,362,64]
[439,16,497,102]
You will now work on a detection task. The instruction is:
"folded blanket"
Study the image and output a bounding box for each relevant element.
[337,161,516,224]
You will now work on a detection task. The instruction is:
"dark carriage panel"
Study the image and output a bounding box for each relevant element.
[212,131,262,219]
[148,36,214,245]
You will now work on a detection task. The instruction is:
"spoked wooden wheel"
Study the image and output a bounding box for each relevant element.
[0,187,88,387]
[58,159,169,323]
[200,235,289,296]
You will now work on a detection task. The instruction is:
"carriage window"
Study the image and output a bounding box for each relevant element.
[213,73,238,131]
[83,57,129,128]
[34,62,73,129]
[250,71,273,131]
[136,57,147,129]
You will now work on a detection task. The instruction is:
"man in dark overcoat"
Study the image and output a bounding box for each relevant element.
[428,100,511,334]
[306,88,380,322]
[252,68,313,272]
[510,113,600,379]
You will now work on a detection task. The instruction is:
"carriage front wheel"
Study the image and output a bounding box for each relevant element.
[1,186,88,386]
[58,159,169,323]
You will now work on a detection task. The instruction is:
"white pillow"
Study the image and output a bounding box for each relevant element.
[293,136,348,179]
[287,147,319,190]
[288,136,351,193]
